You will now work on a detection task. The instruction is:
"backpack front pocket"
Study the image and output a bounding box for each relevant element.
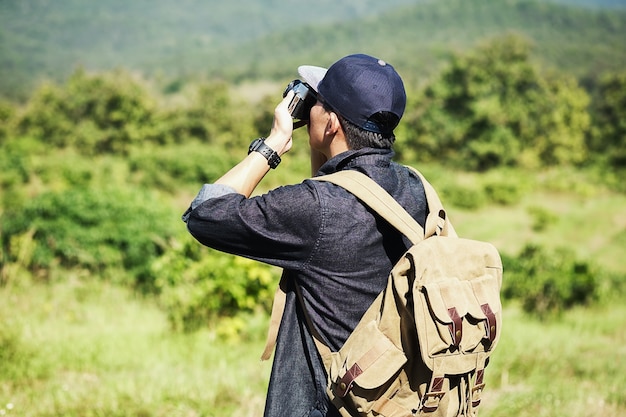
[329,320,407,402]
[416,274,502,374]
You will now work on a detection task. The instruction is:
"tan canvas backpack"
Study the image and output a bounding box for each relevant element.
[263,168,503,417]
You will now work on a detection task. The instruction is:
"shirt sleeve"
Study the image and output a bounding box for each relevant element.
[181,183,237,223]
[183,181,323,271]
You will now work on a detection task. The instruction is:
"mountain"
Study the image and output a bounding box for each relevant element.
[216,0,626,85]
[1,0,624,100]
[549,0,626,7]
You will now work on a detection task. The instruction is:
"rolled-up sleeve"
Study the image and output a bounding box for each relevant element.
[182,181,323,271]
[181,183,237,223]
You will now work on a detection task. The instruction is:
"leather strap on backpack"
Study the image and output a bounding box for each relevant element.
[260,270,289,361]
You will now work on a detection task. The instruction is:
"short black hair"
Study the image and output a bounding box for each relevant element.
[323,102,396,150]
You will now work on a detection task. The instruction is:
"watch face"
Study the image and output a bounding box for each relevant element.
[248,138,263,154]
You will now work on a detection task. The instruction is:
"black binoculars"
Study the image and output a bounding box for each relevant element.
[283,80,318,121]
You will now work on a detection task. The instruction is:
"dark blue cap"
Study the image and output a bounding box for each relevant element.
[298,54,406,134]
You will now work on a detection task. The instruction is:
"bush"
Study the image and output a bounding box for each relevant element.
[128,142,237,192]
[435,170,528,209]
[587,71,626,169]
[484,177,526,205]
[0,228,36,287]
[440,182,487,210]
[151,236,277,333]
[502,244,601,318]
[0,186,176,286]
[0,142,30,190]
[15,69,169,155]
[0,99,16,143]
[527,205,558,232]
[0,322,43,382]
[164,81,258,149]
[400,34,590,171]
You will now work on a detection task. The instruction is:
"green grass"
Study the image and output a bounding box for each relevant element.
[444,171,626,275]
[0,278,271,416]
[2,277,625,416]
[481,302,626,417]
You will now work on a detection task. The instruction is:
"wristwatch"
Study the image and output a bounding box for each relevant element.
[248,137,281,169]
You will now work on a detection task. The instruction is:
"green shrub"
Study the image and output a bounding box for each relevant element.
[128,142,237,192]
[0,99,16,143]
[0,322,45,382]
[151,236,277,333]
[15,69,169,155]
[0,187,176,285]
[587,71,626,169]
[527,205,558,232]
[0,143,30,189]
[484,177,525,205]
[13,69,261,160]
[164,81,258,149]
[440,182,487,210]
[0,138,43,231]
[0,228,36,287]
[502,244,600,318]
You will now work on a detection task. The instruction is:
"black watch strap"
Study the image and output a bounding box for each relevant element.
[248,137,281,169]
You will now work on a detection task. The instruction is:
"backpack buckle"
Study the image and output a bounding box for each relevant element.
[471,369,486,407]
[336,362,363,397]
[481,303,497,344]
[447,307,463,348]
[421,376,445,412]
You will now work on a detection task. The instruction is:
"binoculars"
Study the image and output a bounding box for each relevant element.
[283,80,318,121]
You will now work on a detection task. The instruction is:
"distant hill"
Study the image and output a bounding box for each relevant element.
[549,0,626,7]
[214,0,626,87]
[0,0,423,99]
[0,0,624,100]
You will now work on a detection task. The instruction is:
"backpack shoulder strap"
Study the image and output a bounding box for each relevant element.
[313,169,425,244]
[405,166,458,239]
[313,168,457,243]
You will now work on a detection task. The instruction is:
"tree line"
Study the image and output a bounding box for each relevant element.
[1,35,624,331]
[2,35,623,172]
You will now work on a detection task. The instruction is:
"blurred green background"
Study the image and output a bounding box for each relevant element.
[1,0,625,416]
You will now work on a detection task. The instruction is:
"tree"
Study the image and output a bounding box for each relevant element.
[0,100,16,144]
[165,81,258,150]
[398,34,590,170]
[16,68,166,154]
[588,72,626,168]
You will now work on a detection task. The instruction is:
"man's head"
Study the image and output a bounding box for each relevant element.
[299,54,406,145]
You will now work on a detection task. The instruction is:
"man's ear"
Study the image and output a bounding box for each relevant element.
[324,111,350,154]
[326,111,341,136]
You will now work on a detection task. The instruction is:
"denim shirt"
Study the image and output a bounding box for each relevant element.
[183,148,427,417]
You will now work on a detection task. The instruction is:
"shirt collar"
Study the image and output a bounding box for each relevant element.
[316,147,395,176]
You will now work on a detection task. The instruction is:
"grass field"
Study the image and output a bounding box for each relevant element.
[0,279,271,416]
[1,179,625,416]
[2,278,625,417]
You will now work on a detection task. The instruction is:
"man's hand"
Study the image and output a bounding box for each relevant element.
[212,92,297,197]
[265,91,295,156]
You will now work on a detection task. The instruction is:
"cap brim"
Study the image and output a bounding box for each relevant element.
[298,65,327,92]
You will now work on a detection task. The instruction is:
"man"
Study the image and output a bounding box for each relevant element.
[183,54,427,416]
